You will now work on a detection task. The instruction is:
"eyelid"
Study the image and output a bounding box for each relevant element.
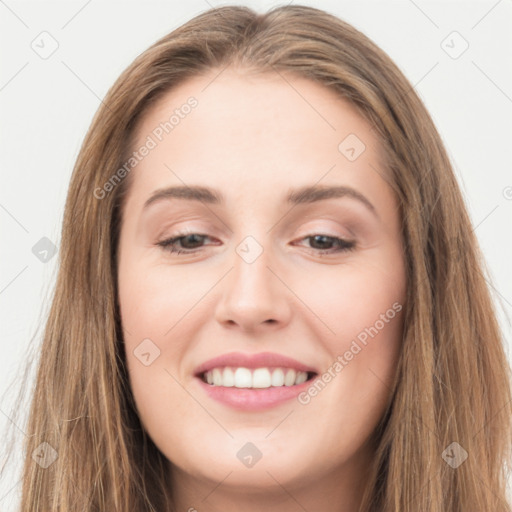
[156,230,357,257]
[293,220,356,241]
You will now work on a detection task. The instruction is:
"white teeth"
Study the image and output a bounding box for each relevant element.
[223,367,235,387]
[202,367,310,388]
[284,369,296,386]
[234,368,252,388]
[252,368,271,388]
[295,371,308,385]
[212,368,223,386]
[271,368,285,387]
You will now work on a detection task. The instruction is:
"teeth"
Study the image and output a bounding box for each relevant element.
[203,367,310,388]
[295,371,308,385]
[212,368,223,386]
[223,367,235,387]
[252,368,271,388]
[234,368,252,388]
[284,369,296,386]
[271,368,284,387]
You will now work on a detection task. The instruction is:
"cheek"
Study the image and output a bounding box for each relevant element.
[293,256,405,357]
[118,256,206,339]
[117,252,219,427]
[295,252,406,414]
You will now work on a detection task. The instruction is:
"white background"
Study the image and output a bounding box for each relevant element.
[1,0,511,508]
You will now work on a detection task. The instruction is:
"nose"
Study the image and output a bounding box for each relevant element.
[214,238,292,333]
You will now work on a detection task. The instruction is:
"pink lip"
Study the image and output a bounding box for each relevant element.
[196,377,314,411]
[193,351,318,376]
[193,351,318,411]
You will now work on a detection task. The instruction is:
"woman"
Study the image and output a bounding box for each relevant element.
[6,4,512,511]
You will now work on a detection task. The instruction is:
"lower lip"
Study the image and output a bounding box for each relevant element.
[196,376,314,411]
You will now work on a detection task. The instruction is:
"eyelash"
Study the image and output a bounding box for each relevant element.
[156,232,356,256]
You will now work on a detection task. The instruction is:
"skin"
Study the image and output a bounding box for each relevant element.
[117,67,406,512]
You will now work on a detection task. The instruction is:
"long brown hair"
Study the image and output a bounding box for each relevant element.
[2,5,511,511]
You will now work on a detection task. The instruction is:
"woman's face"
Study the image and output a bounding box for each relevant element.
[117,69,406,504]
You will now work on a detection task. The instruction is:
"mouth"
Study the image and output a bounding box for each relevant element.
[198,366,318,389]
[193,351,319,410]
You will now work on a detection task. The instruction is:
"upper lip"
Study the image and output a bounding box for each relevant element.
[194,351,318,377]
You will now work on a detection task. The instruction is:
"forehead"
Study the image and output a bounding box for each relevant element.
[126,68,387,210]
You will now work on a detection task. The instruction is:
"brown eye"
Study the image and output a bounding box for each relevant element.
[157,233,212,254]
[298,234,356,255]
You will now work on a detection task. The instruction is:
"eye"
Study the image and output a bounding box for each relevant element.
[294,234,356,255]
[156,233,213,255]
[156,232,355,256]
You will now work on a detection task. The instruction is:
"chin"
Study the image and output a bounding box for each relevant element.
[167,437,322,490]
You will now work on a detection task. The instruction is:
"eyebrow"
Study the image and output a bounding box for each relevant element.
[143,184,377,216]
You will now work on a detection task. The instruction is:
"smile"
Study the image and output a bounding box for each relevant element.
[202,366,314,388]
